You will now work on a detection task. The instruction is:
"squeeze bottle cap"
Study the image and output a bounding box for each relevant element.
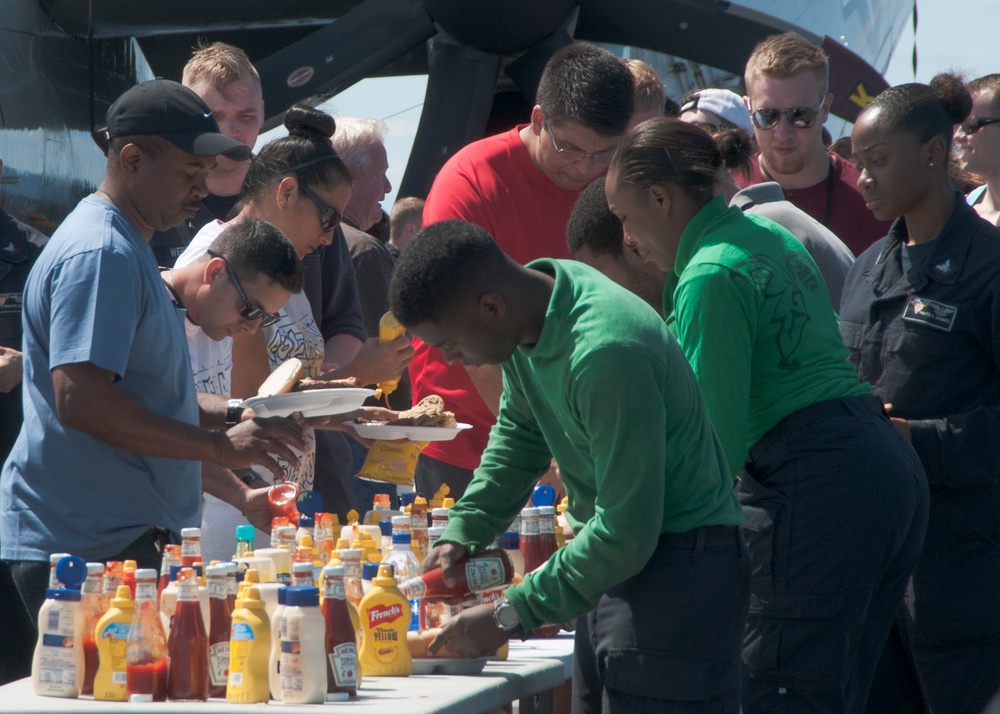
[399,492,417,508]
[391,532,412,544]
[298,514,315,528]
[379,519,393,536]
[86,562,106,576]
[362,562,380,580]
[277,587,287,606]
[45,587,82,601]
[285,586,320,607]
[111,585,134,609]
[235,524,255,541]
[372,563,397,588]
[55,555,87,589]
[296,489,324,517]
[532,485,556,507]
[240,586,264,609]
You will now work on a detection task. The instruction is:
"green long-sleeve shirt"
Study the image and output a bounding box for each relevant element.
[665,196,869,474]
[440,259,743,630]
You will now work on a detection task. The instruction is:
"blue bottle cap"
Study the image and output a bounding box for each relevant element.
[285,586,320,607]
[391,532,411,544]
[379,519,393,536]
[296,490,324,517]
[55,555,87,589]
[362,561,380,580]
[399,492,417,508]
[276,586,286,605]
[235,524,255,542]
[498,531,520,550]
[532,485,555,507]
[45,587,82,601]
[298,514,315,528]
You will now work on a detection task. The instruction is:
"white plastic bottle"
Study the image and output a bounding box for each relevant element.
[279,586,327,704]
[32,555,87,697]
[383,532,421,631]
[267,586,286,700]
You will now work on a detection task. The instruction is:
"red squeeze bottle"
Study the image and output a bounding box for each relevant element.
[126,569,169,702]
[167,567,209,701]
[322,565,358,699]
[205,564,232,698]
[81,562,106,695]
[399,549,514,600]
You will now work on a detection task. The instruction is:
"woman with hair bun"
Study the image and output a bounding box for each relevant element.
[842,74,1000,712]
[175,105,406,562]
[604,117,928,712]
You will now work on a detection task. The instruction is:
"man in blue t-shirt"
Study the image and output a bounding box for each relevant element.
[0,79,308,629]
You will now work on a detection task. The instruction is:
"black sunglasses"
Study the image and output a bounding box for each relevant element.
[298,184,342,233]
[959,117,1000,135]
[206,250,281,328]
[751,103,823,130]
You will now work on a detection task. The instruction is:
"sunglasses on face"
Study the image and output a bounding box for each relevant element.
[206,250,281,328]
[959,117,1000,135]
[750,102,824,130]
[298,184,343,232]
[544,120,620,164]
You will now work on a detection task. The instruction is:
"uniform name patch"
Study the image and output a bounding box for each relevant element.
[902,296,957,332]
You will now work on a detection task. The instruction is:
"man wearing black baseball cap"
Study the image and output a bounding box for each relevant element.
[0,78,305,628]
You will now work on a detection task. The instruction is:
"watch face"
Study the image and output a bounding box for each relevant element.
[497,603,520,629]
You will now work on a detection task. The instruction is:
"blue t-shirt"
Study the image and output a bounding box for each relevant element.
[1,195,201,561]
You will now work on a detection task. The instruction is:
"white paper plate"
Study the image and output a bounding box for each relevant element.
[410,657,489,675]
[241,388,375,418]
[347,421,472,442]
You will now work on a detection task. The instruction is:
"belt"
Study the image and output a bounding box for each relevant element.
[658,525,742,549]
[748,395,886,463]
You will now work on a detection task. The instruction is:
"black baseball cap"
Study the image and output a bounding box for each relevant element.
[103,79,251,161]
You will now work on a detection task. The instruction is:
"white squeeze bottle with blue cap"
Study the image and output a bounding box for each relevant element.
[32,555,87,697]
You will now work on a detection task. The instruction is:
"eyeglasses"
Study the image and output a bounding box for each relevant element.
[750,102,824,130]
[959,117,1000,135]
[544,121,620,164]
[206,249,281,327]
[298,184,343,232]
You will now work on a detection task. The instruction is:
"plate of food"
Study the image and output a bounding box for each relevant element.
[410,657,490,676]
[347,395,471,441]
[240,358,374,418]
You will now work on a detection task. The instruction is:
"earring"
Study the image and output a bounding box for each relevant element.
[928,161,934,168]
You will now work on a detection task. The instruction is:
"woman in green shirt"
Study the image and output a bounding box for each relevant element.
[605,118,929,713]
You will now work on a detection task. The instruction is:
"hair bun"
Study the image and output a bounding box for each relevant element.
[714,127,754,172]
[284,104,337,142]
[929,73,972,125]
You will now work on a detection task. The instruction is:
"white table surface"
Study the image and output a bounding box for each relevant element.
[0,636,575,714]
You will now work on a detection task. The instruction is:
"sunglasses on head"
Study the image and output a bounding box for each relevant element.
[751,103,824,130]
[959,116,1000,135]
[298,184,342,233]
[206,250,281,328]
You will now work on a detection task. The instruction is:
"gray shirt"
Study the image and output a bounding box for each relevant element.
[731,182,855,310]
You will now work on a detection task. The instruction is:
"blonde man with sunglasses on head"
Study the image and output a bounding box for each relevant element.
[739,32,889,256]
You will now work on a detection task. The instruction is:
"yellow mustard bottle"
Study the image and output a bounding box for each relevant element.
[94,585,135,701]
[374,312,406,401]
[358,564,411,676]
[227,585,271,703]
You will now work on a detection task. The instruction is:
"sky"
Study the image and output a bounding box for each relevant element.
[258,0,1000,211]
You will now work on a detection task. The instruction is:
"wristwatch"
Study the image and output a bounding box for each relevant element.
[225,399,245,428]
[493,595,522,633]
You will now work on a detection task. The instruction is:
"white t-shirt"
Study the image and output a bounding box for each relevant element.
[175,220,321,562]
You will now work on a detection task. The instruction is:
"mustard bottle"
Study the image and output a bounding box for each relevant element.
[93,585,135,701]
[374,311,406,402]
[358,564,411,676]
[227,586,271,703]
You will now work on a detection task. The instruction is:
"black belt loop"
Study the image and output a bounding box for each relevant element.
[694,527,708,560]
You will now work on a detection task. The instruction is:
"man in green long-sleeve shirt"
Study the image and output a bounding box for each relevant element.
[389,220,748,713]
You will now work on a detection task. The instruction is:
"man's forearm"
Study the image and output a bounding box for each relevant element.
[325,333,364,369]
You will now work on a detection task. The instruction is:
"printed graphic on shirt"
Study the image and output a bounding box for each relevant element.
[734,252,814,371]
[902,297,957,332]
[0,292,23,314]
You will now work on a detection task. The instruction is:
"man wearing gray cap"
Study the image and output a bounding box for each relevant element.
[0,79,307,624]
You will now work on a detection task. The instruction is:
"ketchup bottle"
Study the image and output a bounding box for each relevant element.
[321,565,358,700]
[167,567,209,701]
[125,569,168,702]
[180,528,202,567]
[80,562,106,695]
[537,506,559,562]
[205,564,232,698]
[519,507,545,573]
[399,549,514,600]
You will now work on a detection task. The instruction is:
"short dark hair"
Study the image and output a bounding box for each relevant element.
[390,221,510,327]
[208,217,303,294]
[536,44,635,136]
[968,74,1000,112]
[861,73,971,154]
[566,178,623,258]
[611,117,721,206]
[239,104,352,211]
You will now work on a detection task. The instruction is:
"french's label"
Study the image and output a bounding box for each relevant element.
[367,603,403,628]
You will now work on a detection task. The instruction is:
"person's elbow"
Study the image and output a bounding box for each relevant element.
[51,363,113,432]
